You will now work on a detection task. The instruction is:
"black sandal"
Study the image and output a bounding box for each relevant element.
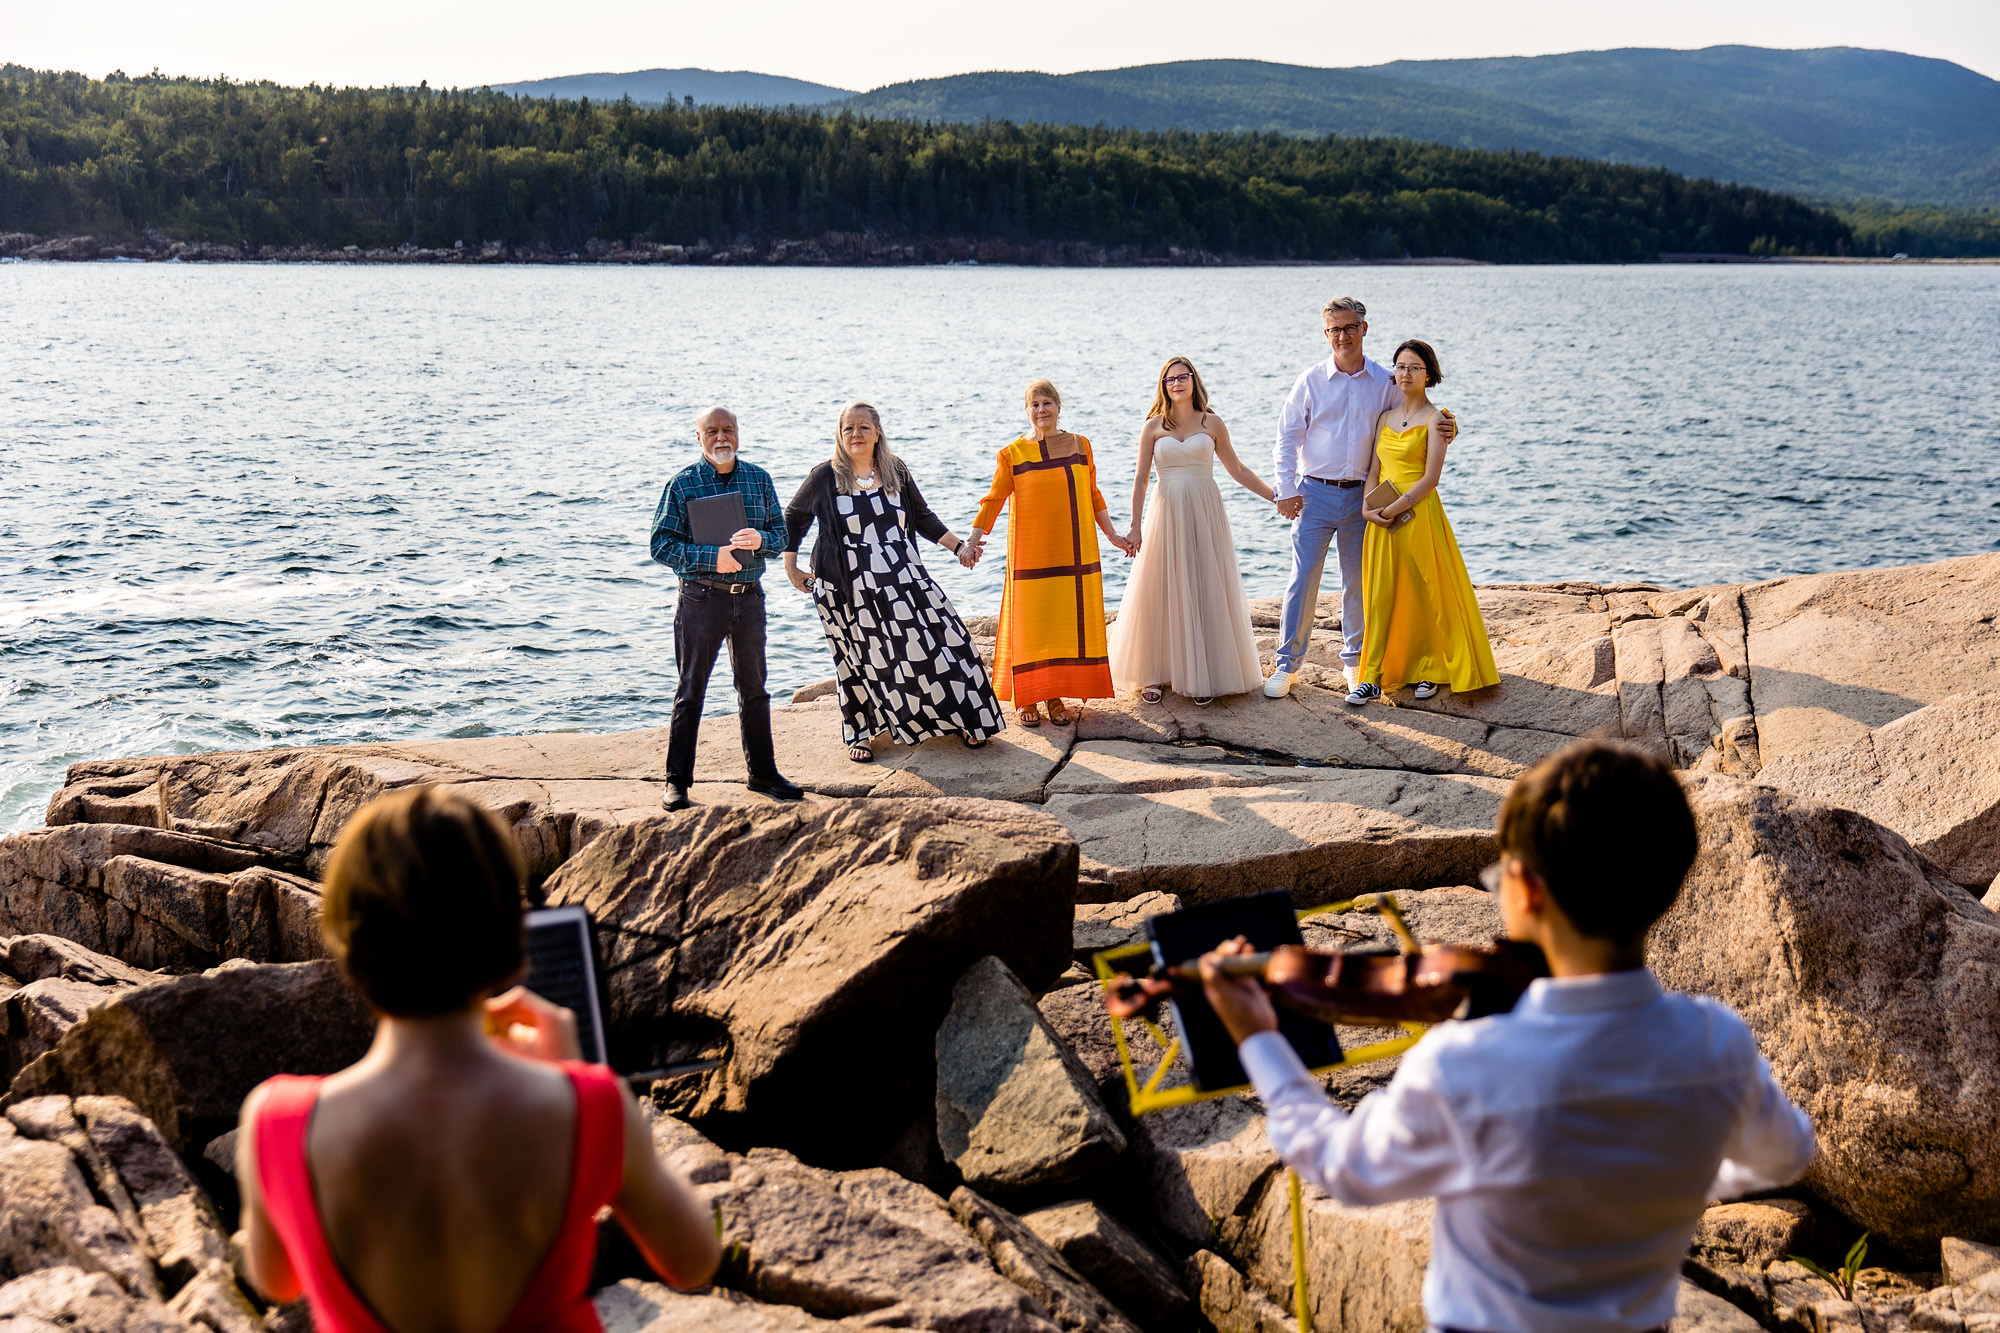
[961,733,989,749]
[847,743,875,763]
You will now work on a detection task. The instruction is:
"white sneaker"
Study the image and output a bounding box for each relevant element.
[1413,681,1439,700]
[1263,667,1298,698]
[1343,665,1360,693]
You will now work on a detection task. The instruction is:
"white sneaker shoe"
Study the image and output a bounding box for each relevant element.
[1413,681,1439,700]
[1263,668,1298,698]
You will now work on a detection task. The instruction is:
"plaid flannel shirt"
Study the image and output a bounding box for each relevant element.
[649,457,788,584]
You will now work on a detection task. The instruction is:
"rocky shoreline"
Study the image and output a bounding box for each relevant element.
[1,552,1996,1333]
[9,233,1982,268]
[0,231,1500,268]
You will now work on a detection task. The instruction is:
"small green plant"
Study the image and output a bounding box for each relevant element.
[1789,1232,1869,1302]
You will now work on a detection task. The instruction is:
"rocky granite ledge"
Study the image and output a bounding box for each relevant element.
[1,552,1996,1333]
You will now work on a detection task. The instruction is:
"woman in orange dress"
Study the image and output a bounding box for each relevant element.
[964,380,1134,727]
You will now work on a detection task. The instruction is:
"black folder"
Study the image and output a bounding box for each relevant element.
[1145,891,1341,1092]
[688,490,747,547]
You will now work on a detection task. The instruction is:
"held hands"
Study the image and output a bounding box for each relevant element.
[1199,936,1280,1044]
[958,534,984,569]
[1123,526,1142,556]
[484,986,584,1064]
[1275,495,1305,522]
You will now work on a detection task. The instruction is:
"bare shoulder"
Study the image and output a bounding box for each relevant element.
[1203,411,1230,438]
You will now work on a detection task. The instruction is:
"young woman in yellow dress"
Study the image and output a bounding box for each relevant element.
[1350,340,1499,704]
[963,380,1134,727]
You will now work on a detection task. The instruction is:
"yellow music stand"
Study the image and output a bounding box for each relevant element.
[1091,892,1430,1331]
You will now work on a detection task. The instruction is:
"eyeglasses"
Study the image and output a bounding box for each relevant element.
[1478,860,1506,892]
[1162,374,1193,386]
[1392,363,1427,375]
[1323,323,1363,338]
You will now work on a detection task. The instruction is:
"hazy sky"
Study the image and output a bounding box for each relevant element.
[10,0,1998,89]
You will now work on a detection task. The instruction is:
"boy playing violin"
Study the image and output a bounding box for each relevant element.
[1201,739,1815,1333]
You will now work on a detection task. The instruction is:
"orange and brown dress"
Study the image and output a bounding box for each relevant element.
[975,435,1115,706]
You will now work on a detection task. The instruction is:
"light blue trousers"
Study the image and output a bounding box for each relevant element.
[1275,481,1366,672]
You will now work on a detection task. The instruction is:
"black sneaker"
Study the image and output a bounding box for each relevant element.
[747,774,806,801]
[1344,681,1382,706]
[662,785,693,812]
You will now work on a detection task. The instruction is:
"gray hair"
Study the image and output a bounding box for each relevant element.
[831,401,902,498]
[1321,296,1367,322]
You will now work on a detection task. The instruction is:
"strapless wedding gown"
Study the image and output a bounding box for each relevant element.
[1108,432,1263,698]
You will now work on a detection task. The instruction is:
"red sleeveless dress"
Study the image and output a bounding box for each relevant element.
[253,1063,626,1333]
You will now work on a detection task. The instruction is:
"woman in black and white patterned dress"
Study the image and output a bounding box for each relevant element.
[782,402,1005,762]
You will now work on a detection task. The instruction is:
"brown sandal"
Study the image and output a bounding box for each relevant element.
[1044,700,1075,726]
[1017,705,1043,728]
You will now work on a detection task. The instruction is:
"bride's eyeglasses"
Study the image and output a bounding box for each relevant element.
[1162,373,1193,386]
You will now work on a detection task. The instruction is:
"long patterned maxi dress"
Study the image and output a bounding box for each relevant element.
[974,435,1116,706]
[812,486,1005,747]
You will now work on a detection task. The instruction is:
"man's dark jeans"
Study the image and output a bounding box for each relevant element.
[664,580,777,789]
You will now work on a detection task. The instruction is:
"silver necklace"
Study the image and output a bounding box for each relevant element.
[1395,402,1427,430]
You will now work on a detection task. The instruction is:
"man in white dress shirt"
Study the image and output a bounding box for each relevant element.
[1266,296,1455,698]
[1201,740,1816,1333]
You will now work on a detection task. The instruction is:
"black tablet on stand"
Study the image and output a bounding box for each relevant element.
[1145,891,1341,1092]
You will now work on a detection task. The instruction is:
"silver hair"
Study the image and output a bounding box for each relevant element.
[831,401,902,498]
[1321,296,1367,322]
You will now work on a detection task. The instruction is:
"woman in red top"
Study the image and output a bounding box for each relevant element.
[233,786,719,1333]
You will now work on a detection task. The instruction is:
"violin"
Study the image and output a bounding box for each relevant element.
[1105,938,1549,1027]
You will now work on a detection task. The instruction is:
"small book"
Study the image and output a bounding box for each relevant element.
[1364,481,1415,529]
[687,490,748,547]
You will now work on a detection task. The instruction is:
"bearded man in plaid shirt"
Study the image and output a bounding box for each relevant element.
[649,406,802,811]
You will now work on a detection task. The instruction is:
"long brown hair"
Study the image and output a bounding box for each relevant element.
[830,401,902,497]
[1146,356,1211,431]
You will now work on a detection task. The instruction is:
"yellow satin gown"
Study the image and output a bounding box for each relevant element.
[1359,420,1500,693]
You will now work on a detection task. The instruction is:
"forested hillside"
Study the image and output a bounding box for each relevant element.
[0,67,1855,262]
[496,68,850,108]
[841,47,2000,211]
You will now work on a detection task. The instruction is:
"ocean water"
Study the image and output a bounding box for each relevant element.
[3,261,1997,829]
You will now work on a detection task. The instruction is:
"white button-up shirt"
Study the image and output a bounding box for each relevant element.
[1240,968,1815,1333]
[1272,354,1399,498]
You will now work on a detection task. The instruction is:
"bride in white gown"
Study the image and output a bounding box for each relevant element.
[1109,356,1277,702]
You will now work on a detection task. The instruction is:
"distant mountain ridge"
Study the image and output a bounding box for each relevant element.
[496,47,1998,209]
[837,47,2000,209]
[494,68,850,107]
